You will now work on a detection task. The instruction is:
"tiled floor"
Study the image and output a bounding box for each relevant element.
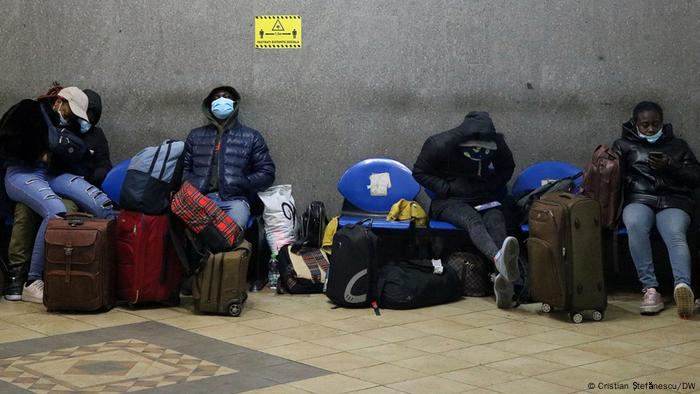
[1,292,699,393]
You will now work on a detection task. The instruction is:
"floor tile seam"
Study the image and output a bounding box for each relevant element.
[287,374,380,392]
[257,346,344,361]
[435,366,532,387]
[0,319,46,337]
[527,363,657,384]
[481,375,575,392]
[393,332,478,348]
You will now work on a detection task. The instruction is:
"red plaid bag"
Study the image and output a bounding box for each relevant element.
[170,181,241,253]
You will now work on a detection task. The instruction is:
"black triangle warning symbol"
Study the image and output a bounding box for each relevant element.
[272,19,284,31]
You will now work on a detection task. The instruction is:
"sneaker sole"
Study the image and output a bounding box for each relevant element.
[4,294,22,301]
[494,274,514,309]
[674,286,694,319]
[640,303,665,315]
[500,237,520,282]
[21,294,43,304]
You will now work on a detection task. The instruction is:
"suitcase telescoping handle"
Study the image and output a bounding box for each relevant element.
[64,212,94,227]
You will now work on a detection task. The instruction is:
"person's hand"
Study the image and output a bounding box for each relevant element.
[648,152,672,171]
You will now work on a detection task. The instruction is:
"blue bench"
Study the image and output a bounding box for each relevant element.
[337,158,420,230]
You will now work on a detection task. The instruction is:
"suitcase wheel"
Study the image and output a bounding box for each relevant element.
[570,312,584,324]
[541,303,552,313]
[227,302,242,317]
[592,310,604,322]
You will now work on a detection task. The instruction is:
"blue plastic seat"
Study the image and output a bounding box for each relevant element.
[101,159,130,205]
[511,161,583,200]
[337,158,420,229]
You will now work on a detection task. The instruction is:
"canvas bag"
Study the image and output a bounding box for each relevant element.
[258,185,298,254]
[120,140,184,214]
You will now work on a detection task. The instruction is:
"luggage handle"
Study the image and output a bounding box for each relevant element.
[64,212,94,226]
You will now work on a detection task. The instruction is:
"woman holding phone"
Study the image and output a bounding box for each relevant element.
[613,101,700,318]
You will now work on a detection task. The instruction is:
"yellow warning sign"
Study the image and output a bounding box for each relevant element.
[255,15,302,49]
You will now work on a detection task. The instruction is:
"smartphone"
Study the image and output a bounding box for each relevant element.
[649,151,664,160]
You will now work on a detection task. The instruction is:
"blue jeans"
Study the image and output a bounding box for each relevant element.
[622,203,691,289]
[205,192,250,231]
[4,167,116,280]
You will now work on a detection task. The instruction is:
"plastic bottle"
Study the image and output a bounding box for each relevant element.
[268,255,279,290]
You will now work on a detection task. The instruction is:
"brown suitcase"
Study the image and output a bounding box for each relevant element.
[193,240,250,316]
[44,213,116,312]
[527,192,606,323]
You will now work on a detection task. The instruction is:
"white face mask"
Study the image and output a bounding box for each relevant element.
[637,126,663,144]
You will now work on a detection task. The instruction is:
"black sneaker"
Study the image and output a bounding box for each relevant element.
[4,267,25,301]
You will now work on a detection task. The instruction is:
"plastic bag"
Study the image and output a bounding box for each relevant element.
[258,185,298,254]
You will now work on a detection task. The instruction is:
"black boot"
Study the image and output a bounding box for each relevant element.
[4,266,26,301]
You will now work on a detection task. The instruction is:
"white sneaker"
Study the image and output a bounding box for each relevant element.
[494,237,520,282]
[21,280,44,304]
[674,283,694,319]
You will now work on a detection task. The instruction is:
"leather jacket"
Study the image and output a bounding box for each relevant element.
[612,121,700,215]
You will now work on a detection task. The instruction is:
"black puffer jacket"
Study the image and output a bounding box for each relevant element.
[182,86,275,202]
[413,112,515,210]
[612,121,700,215]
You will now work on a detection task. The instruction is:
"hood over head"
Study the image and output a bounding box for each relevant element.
[201,85,241,126]
[441,111,500,148]
[84,89,102,126]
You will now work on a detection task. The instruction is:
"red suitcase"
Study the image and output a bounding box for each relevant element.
[116,210,183,306]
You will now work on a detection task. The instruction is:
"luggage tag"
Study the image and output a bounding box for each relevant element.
[431,259,444,275]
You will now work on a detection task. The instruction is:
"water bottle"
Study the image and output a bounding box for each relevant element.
[268,255,279,290]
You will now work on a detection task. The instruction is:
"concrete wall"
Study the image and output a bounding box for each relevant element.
[1,0,699,213]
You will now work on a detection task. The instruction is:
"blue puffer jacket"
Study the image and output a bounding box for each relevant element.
[183,86,275,201]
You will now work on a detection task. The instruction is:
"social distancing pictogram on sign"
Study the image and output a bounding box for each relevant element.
[255,15,302,49]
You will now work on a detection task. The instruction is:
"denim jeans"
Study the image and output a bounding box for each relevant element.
[205,192,250,231]
[622,203,691,289]
[4,167,116,280]
[432,199,507,259]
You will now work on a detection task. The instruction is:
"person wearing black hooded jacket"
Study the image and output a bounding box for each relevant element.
[413,111,520,308]
[182,86,275,231]
[613,101,700,318]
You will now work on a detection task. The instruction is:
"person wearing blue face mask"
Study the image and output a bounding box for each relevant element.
[0,84,116,303]
[613,101,700,319]
[182,86,275,233]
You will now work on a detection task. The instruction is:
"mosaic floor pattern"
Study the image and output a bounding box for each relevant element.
[0,321,329,394]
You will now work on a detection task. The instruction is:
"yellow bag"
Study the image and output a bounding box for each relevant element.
[322,216,339,254]
[387,199,427,227]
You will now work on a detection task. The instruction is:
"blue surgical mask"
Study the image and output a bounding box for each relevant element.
[79,119,92,133]
[211,97,235,119]
[638,127,663,144]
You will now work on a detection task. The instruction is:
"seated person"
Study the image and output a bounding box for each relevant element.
[613,101,700,318]
[0,86,115,303]
[413,111,520,308]
[182,85,275,231]
[2,87,112,301]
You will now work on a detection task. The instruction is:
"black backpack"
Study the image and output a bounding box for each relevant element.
[376,260,463,309]
[298,201,328,248]
[325,220,378,308]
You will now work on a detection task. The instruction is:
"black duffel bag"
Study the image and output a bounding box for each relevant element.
[376,259,463,310]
